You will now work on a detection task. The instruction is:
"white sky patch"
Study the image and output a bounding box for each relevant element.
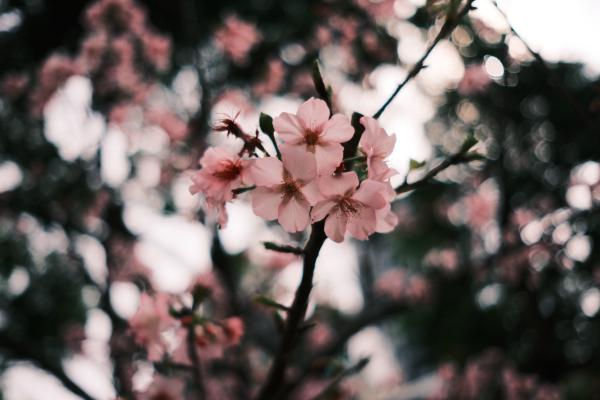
[581,287,600,317]
[0,161,23,193]
[565,235,592,262]
[2,364,81,400]
[218,201,267,254]
[125,205,212,292]
[109,281,141,319]
[348,327,401,387]
[44,76,105,161]
[75,234,108,287]
[101,126,130,187]
[477,0,600,75]
[314,240,364,314]
[63,355,115,400]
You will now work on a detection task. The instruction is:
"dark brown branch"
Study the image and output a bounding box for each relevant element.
[255,220,327,400]
[187,325,206,399]
[312,357,370,400]
[263,241,305,255]
[373,0,476,119]
[395,151,482,194]
[281,300,411,398]
[0,333,95,400]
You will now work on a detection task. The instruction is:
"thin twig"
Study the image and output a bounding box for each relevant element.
[187,326,206,399]
[263,241,305,255]
[395,152,482,195]
[489,0,593,129]
[311,358,370,400]
[373,0,476,119]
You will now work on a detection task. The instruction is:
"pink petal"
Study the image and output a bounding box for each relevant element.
[250,157,284,187]
[311,199,338,222]
[347,207,377,240]
[273,112,305,144]
[324,210,348,243]
[321,114,354,143]
[375,204,398,233]
[281,145,317,182]
[301,179,325,205]
[317,172,359,198]
[314,142,344,175]
[251,187,282,220]
[296,97,330,132]
[353,180,388,209]
[278,196,311,232]
[359,116,396,158]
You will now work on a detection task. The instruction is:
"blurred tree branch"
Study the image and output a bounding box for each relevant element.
[373,0,477,119]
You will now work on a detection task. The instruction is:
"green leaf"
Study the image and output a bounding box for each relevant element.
[409,159,426,171]
[254,295,290,311]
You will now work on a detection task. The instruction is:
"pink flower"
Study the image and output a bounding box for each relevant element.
[249,146,322,232]
[310,172,390,242]
[273,98,354,175]
[140,31,172,72]
[214,15,262,65]
[145,109,188,141]
[359,116,397,181]
[129,292,175,361]
[190,147,251,203]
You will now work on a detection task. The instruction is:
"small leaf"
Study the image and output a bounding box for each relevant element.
[254,295,290,311]
[259,113,274,135]
[409,159,426,171]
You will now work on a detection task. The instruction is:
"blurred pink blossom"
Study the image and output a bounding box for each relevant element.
[458,64,492,95]
[128,292,175,361]
[214,15,262,65]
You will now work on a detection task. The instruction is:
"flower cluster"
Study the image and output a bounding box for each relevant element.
[190,97,398,242]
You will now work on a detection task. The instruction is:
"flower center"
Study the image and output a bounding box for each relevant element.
[338,197,363,217]
[279,173,303,202]
[304,129,320,151]
[212,160,242,181]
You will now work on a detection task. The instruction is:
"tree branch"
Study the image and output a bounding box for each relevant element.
[263,241,305,255]
[255,220,327,400]
[373,0,476,119]
[395,151,482,195]
[187,325,206,399]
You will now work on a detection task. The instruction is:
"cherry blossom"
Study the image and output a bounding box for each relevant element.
[273,97,354,175]
[310,172,390,242]
[358,116,397,181]
[189,147,251,203]
[249,145,322,232]
[128,292,175,361]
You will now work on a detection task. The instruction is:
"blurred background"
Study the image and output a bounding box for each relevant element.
[0,0,599,398]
